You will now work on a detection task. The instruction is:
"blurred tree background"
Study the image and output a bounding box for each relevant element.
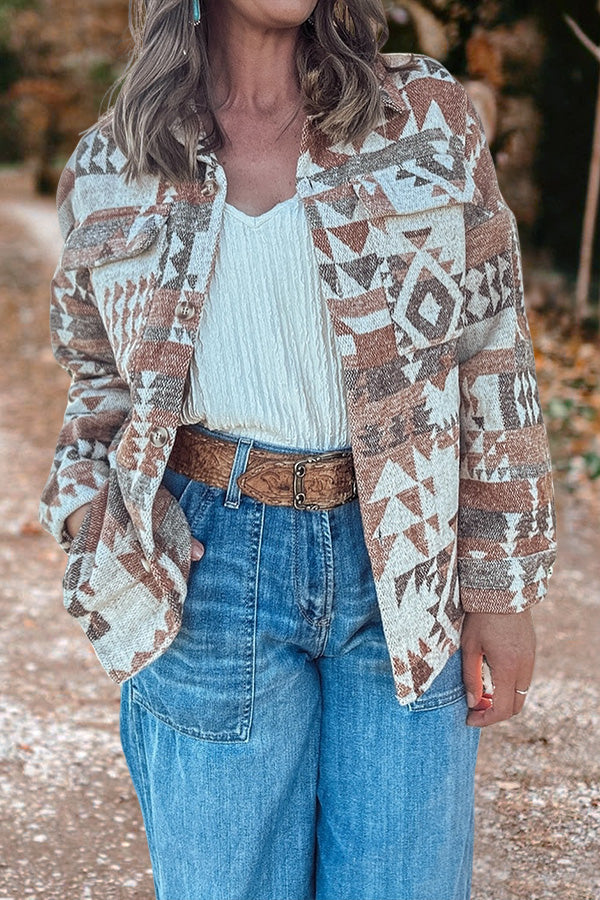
[0,0,130,190]
[1,0,600,486]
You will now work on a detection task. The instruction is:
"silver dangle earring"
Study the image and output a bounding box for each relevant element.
[192,0,202,25]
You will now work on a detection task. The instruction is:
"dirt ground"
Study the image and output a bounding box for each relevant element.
[0,167,598,900]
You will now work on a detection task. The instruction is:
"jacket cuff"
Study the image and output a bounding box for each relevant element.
[459,552,555,614]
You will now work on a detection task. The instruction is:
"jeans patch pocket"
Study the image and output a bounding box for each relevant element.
[130,493,263,742]
[407,649,466,712]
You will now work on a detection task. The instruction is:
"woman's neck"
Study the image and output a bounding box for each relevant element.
[205,4,302,115]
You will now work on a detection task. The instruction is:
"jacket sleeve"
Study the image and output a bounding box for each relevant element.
[39,150,132,553]
[456,91,557,614]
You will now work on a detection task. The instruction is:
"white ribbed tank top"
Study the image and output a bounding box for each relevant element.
[180,194,352,451]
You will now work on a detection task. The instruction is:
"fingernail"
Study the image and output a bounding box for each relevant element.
[467,692,477,708]
[191,544,204,561]
[473,697,493,711]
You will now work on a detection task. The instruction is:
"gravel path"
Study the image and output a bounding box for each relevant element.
[0,167,598,900]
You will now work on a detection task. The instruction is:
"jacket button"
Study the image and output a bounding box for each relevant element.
[149,426,169,448]
[141,558,151,574]
[175,299,196,321]
[200,180,216,197]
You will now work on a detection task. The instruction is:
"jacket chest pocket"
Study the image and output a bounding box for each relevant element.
[348,172,466,355]
[61,205,170,375]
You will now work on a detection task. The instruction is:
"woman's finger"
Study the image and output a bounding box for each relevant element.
[461,642,484,709]
[191,538,205,561]
[512,657,535,716]
[466,655,518,726]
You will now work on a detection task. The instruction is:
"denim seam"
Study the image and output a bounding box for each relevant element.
[292,511,333,632]
[407,684,467,711]
[128,688,162,883]
[131,691,248,742]
[291,511,304,622]
[458,768,478,900]
[234,499,264,742]
[315,511,334,657]
[243,501,265,742]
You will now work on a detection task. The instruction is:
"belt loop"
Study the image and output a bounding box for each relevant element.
[224,437,254,508]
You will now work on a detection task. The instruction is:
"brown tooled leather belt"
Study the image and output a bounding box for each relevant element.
[168,427,357,510]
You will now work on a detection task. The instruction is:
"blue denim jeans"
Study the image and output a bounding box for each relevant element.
[120,424,480,900]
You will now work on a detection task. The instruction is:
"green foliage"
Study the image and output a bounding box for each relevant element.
[0,101,23,162]
[88,60,119,86]
[0,0,37,33]
[0,41,20,92]
[0,0,38,8]
[0,0,31,163]
[0,0,36,91]
[583,452,600,480]
[546,396,596,425]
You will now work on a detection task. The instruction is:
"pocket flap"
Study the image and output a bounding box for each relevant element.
[351,145,470,218]
[62,205,169,270]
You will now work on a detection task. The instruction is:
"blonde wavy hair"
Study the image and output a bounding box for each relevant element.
[104,0,406,184]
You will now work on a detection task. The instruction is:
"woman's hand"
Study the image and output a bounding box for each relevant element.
[65,503,92,539]
[462,608,536,728]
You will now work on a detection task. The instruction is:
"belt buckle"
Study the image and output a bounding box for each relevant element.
[293,452,356,511]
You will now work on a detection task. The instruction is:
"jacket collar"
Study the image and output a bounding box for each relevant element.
[168,56,473,209]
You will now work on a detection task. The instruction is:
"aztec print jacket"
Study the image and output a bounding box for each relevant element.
[39,52,557,706]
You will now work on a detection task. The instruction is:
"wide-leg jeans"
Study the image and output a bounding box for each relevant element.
[120,423,481,900]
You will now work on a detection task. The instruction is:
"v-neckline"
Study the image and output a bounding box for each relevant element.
[223,194,299,228]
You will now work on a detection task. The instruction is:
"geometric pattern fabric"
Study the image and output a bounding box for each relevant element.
[39,53,557,704]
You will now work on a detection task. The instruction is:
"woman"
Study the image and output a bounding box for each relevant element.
[39,1,557,898]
